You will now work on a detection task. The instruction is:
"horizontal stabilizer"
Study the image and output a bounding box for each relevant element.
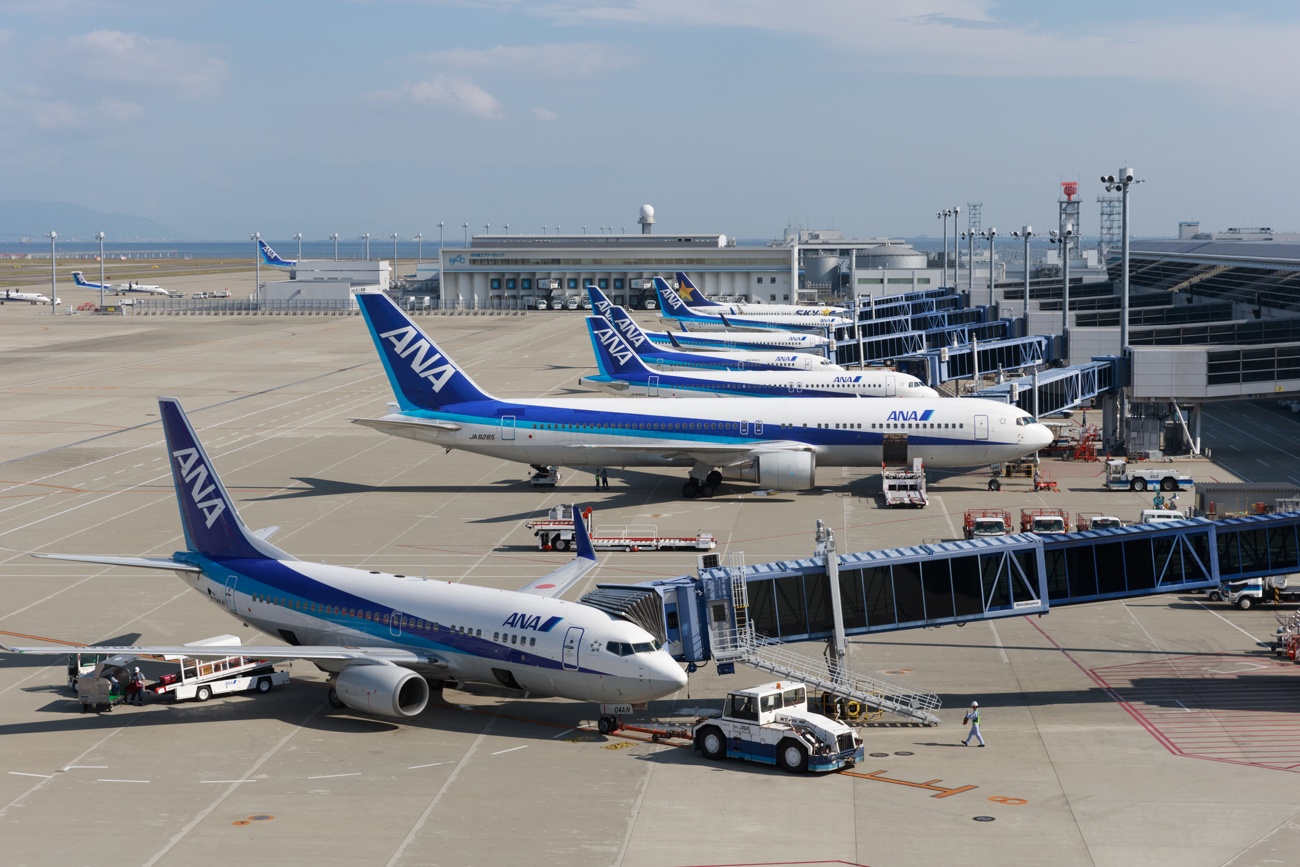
[32,553,200,573]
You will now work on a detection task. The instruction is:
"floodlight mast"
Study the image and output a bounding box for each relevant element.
[1102,167,1143,448]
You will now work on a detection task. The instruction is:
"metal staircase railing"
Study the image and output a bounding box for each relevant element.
[710,626,941,726]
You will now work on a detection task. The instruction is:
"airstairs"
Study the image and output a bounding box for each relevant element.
[708,553,942,725]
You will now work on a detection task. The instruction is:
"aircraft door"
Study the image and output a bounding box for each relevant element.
[975,414,990,440]
[224,576,238,612]
[562,626,584,671]
[499,415,516,441]
[885,375,896,397]
[390,610,403,637]
[647,376,659,398]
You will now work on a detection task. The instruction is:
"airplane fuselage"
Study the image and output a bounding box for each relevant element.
[362,395,1050,470]
[186,555,683,704]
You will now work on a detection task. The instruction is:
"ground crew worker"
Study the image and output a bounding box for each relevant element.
[962,701,985,747]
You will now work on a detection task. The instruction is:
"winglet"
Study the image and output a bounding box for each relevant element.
[356,292,493,410]
[665,330,685,349]
[158,397,291,561]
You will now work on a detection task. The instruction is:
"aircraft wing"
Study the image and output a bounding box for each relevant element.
[5,642,447,672]
[516,505,597,598]
[33,553,201,573]
[351,417,462,436]
[564,440,813,464]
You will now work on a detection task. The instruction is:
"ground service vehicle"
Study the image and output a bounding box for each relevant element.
[1076,513,1123,532]
[1021,508,1068,534]
[882,458,927,508]
[525,505,716,552]
[692,682,864,773]
[1140,509,1186,524]
[1103,459,1195,492]
[964,509,1012,539]
[1222,575,1300,610]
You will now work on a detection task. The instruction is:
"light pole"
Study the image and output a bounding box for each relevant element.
[414,233,423,263]
[503,223,509,234]
[1103,167,1143,447]
[462,222,469,244]
[951,206,961,290]
[484,223,490,236]
[293,232,303,261]
[437,222,445,304]
[936,210,949,288]
[362,233,370,260]
[960,230,976,293]
[1011,226,1034,320]
[391,232,398,266]
[94,231,106,309]
[1048,223,1075,344]
[251,232,261,300]
[979,228,998,308]
[330,232,339,260]
[48,231,58,313]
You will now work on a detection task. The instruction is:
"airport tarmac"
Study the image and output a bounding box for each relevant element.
[3,297,1300,867]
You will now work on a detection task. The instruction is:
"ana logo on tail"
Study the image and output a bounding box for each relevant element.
[171,447,226,529]
[592,323,636,367]
[378,326,459,393]
[611,316,649,349]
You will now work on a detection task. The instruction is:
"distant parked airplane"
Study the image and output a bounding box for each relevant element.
[71,271,175,297]
[1,289,58,305]
[675,272,849,316]
[258,239,297,268]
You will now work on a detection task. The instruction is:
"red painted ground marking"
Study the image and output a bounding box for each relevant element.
[1029,618,1300,773]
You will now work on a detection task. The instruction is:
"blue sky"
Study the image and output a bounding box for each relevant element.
[3,1,1298,241]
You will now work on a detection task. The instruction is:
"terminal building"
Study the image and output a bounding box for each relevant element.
[416,225,945,310]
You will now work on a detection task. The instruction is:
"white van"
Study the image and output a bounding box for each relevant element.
[1140,509,1185,524]
[565,297,580,310]
[535,298,549,310]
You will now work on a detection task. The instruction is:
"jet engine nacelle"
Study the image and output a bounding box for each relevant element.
[334,664,430,717]
[721,451,816,490]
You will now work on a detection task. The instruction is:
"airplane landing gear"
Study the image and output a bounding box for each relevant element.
[682,479,715,499]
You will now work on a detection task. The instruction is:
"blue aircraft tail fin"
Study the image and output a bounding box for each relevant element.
[674,272,721,307]
[653,277,695,320]
[356,292,493,410]
[665,330,685,349]
[585,284,615,320]
[604,304,656,354]
[258,239,295,267]
[585,316,655,377]
[71,271,93,288]
[158,397,291,561]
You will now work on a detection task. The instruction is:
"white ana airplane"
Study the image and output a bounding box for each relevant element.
[581,315,939,399]
[5,397,687,719]
[71,271,174,297]
[1,289,58,305]
[351,292,1052,498]
[675,271,850,316]
[655,278,851,333]
[588,286,843,373]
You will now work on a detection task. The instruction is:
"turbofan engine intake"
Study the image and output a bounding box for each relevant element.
[721,451,816,490]
[334,664,430,717]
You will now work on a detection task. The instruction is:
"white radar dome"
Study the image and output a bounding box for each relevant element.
[640,204,654,219]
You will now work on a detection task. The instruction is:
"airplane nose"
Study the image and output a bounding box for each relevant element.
[646,654,688,698]
[1027,423,1054,450]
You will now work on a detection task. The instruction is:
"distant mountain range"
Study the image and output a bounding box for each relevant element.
[0,201,186,242]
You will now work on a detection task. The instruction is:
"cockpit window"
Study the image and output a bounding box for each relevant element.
[1016,415,1038,426]
[632,642,656,654]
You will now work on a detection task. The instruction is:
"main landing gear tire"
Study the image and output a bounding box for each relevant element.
[683,478,718,499]
[327,688,346,708]
[777,739,809,774]
[696,726,726,761]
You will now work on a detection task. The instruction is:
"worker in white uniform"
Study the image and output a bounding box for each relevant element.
[962,701,985,747]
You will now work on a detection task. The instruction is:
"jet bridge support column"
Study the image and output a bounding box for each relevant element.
[815,520,847,685]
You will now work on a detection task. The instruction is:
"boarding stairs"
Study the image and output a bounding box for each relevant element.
[709,554,941,725]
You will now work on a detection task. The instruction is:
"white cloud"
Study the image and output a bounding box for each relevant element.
[422,42,637,78]
[401,75,505,120]
[532,107,558,122]
[65,30,227,98]
[34,101,79,131]
[30,97,144,130]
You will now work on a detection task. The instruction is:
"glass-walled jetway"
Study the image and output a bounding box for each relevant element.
[605,513,1300,664]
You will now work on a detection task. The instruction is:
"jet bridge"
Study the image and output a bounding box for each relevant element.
[615,511,1300,723]
[976,358,1121,416]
